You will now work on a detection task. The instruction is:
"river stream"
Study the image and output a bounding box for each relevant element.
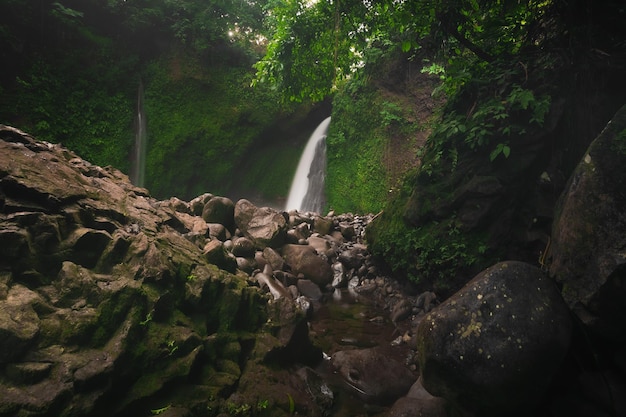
[308,288,415,416]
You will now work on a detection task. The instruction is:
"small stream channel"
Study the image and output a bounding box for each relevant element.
[308,288,415,416]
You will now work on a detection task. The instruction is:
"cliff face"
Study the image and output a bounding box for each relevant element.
[0,125,271,416]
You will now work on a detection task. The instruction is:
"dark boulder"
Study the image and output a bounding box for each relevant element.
[416,261,572,416]
[201,196,235,229]
[281,244,333,287]
[234,199,287,249]
[549,104,626,342]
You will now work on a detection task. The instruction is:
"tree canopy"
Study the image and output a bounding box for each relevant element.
[253,0,559,102]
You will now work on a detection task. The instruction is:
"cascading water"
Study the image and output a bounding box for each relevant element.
[130,80,147,187]
[285,116,331,213]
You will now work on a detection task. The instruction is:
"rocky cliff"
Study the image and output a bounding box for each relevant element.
[0,125,307,416]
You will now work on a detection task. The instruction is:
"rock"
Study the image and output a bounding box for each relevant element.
[201,196,235,229]
[5,362,53,385]
[232,236,255,257]
[234,199,287,249]
[0,127,303,417]
[338,221,355,240]
[260,297,321,366]
[296,279,323,301]
[174,211,209,235]
[281,244,333,287]
[207,223,229,240]
[549,104,626,341]
[296,367,334,413]
[390,299,412,323]
[416,261,572,416]
[330,346,416,405]
[307,235,332,257]
[203,239,237,272]
[255,265,291,300]
[338,244,368,269]
[235,256,256,274]
[415,291,438,313]
[262,247,285,271]
[453,175,504,230]
[64,227,113,269]
[385,377,448,417]
[189,192,213,216]
[0,285,41,363]
[331,261,346,288]
[167,196,190,214]
[312,215,333,235]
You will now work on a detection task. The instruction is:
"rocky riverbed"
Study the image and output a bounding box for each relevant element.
[0,124,433,417]
[3,107,626,417]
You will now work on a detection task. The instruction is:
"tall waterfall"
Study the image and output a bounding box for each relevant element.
[130,80,147,187]
[285,116,331,213]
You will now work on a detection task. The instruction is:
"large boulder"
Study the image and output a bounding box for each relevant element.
[281,244,333,287]
[0,126,275,417]
[201,196,235,229]
[234,199,287,249]
[416,261,572,416]
[549,104,626,341]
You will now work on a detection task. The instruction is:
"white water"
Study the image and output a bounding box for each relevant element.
[285,116,331,212]
[130,81,147,187]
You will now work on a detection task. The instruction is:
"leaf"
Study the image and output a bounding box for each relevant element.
[151,405,171,415]
[489,143,511,161]
[287,393,295,414]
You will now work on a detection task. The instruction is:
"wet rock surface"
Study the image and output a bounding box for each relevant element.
[416,261,572,415]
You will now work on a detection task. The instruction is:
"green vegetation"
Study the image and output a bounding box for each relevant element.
[256,0,626,287]
[326,87,387,214]
[142,54,288,199]
[367,179,492,290]
[0,0,301,202]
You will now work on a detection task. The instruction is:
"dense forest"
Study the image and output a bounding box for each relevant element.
[2,0,626,290]
[0,0,312,202]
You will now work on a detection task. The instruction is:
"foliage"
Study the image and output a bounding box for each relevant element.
[1,0,300,203]
[419,61,552,178]
[254,0,553,103]
[253,0,400,102]
[367,177,491,288]
[326,84,390,214]
[91,0,266,55]
[0,15,138,171]
[142,55,288,200]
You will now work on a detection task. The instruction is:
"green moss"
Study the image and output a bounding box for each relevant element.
[367,175,491,289]
[92,285,144,346]
[612,128,626,155]
[143,55,290,200]
[326,76,426,214]
[2,44,137,171]
[326,88,388,213]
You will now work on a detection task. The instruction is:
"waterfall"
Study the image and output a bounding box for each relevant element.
[285,116,331,213]
[130,80,147,187]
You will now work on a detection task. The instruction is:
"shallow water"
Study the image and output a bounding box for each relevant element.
[309,289,413,416]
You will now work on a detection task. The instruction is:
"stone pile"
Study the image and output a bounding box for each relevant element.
[0,124,424,417]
